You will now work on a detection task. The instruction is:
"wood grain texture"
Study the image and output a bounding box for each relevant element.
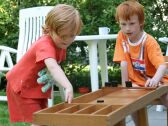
[33,86,168,126]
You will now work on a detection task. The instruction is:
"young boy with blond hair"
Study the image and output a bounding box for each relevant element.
[6,4,83,126]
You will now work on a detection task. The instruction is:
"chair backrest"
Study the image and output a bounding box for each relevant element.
[17,6,53,62]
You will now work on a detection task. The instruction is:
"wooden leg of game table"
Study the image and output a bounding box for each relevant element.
[114,119,126,126]
[136,107,149,126]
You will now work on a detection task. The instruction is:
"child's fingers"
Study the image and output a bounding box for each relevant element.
[68,96,72,103]
[65,88,73,103]
[66,95,73,103]
[145,78,150,87]
[145,78,160,87]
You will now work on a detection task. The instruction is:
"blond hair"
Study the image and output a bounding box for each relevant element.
[115,1,144,29]
[43,4,82,36]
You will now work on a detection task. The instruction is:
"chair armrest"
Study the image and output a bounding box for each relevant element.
[0,46,17,72]
[0,46,17,53]
[158,37,168,44]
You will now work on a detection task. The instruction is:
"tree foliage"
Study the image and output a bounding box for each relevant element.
[0,0,168,87]
[0,0,167,55]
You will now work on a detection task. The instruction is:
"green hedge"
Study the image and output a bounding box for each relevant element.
[0,0,167,91]
[0,65,121,92]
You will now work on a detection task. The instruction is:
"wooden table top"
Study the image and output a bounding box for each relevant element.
[33,86,168,126]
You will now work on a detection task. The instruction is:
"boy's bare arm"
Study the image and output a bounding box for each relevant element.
[145,64,167,87]
[44,58,73,103]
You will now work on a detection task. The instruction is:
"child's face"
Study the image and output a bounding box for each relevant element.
[51,30,76,49]
[119,15,142,42]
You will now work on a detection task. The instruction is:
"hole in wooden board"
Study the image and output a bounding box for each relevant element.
[38,103,75,113]
[75,104,107,114]
[58,104,91,114]
[94,105,122,115]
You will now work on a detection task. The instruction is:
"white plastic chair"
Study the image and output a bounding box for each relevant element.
[0,6,65,107]
[156,37,168,112]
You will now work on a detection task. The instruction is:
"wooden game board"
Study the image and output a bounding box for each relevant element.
[33,86,168,126]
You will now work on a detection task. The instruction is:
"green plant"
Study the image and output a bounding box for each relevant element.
[74,72,91,88]
[62,63,121,91]
[108,64,121,84]
[62,64,91,91]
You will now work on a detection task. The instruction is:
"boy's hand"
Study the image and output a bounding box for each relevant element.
[65,85,73,103]
[145,78,162,87]
[145,64,167,87]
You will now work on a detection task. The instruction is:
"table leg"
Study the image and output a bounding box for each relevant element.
[114,119,126,126]
[98,40,108,87]
[86,40,99,91]
[137,107,149,126]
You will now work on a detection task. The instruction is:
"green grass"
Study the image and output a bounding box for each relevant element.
[0,91,81,126]
[0,91,31,126]
[0,100,31,126]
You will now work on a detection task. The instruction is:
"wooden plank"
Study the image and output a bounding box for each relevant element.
[72,89,103,103]
[164,56,168,62]
[137,107,149,126]
[72,87,121,103]
[102,86,168,125]
[73,87,155,104]
[33,113,108,126]
[114,119,125,126]
[33,86,168,126]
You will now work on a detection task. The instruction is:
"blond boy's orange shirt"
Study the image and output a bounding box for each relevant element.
[113,31,168,86]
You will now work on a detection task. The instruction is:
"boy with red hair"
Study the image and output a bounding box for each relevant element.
[113,0,168,125]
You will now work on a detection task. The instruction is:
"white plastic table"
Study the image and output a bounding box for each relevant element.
[156,37,168,112]
[75,34,117,91]
[159,37,168,55]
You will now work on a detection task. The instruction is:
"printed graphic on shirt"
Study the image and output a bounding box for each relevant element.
[131,58,146,71]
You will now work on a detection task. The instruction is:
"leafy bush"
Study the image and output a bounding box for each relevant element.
[108,64,121,84]
[63,64,91,91]
[0,0,167,91]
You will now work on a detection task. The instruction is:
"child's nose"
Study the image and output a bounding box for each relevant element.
[126,25,131,31]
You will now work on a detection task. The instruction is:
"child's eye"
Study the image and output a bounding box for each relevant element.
[71,35,75,38]
[62,42,68,45]
[61,35,68,40]
[120,23,126,26]
[62,35,66,38]
[61,35,75,41]
[120,22,126,25]
[130,22,135,25]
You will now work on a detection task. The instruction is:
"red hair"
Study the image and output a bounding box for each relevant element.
[115,1,144,28]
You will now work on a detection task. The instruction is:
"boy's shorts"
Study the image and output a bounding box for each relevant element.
[6,82,48,123]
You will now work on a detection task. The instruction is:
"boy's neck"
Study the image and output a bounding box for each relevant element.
[128,31,146,46]
[128,31,144,44]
